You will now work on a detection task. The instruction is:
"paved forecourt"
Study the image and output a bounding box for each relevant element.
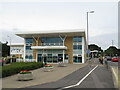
[2,63,87,88]
[27,58,115,89]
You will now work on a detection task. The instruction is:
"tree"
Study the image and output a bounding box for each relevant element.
[1,42,10,57]
[104,46,118,57]
[118,49,120,56]
[88,44,103,52]
[88,44,103,58]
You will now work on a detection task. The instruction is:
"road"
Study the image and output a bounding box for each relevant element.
[21,58,118,90]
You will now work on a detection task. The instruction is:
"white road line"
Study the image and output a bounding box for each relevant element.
[57,65,98,90]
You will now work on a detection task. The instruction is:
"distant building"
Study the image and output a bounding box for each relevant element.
[8,43,24,60]
[16,30,87,63]
[90,50,99,58]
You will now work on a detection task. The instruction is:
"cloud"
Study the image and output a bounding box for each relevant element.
[0,0,119,3]
[90,32,118,50]
[0,29,24,44]
[0,2,118,50]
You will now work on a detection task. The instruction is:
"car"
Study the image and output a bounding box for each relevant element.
[106,56,112,61]
[111,57,119,62]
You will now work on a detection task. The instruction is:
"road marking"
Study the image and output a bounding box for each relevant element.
[57,65,98,90]
[111,67,118,88]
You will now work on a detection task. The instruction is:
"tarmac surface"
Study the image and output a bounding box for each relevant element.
[25,58,115,89]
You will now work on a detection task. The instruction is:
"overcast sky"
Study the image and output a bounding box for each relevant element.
[0,0,118,50]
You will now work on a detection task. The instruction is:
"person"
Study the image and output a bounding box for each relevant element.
[99,56,103,64]
[104,56,108,68]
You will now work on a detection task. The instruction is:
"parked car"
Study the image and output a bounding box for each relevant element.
[106,56,112,61]
[111,57,119,62]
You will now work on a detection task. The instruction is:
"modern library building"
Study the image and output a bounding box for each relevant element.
[16,30,87,64]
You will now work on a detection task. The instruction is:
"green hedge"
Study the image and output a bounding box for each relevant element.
[2,62,43,78]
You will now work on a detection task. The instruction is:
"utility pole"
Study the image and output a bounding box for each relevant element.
[7,35,12,63]
[112,40,114,46]
[86,11,94,59]
[111,40,114,57]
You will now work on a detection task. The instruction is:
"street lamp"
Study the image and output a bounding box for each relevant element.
[87,11,94,45]
[86,11,94,58]
[7,35,12,63]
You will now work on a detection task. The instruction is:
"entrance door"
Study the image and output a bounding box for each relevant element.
[78,56,82,63]
[47,54,52,63]
[58,54,63,62]
[73,56,82,63]
[37,54,42,62]
[73,56,77,63]
[53,56,58,63]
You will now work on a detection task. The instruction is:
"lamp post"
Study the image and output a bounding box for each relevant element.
[86,11,94,58]
[7,35,12,63]
[111,40,114,46]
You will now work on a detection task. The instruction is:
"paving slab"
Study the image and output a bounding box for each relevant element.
[2,64,87,88]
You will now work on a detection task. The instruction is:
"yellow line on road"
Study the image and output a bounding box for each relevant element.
[111,67,119,88]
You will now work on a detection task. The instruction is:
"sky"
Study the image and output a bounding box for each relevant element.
[0,0,118,50]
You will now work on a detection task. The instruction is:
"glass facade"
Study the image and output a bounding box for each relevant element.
[73,37,82,42]
[73,45,82,50]
[73,37,82,63]
[25,38,33,60]
[24,36,83,63]
[41,37,63,46]
[37,49,66,63]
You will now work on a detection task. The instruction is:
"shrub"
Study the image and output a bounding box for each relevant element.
[2,62,43,78]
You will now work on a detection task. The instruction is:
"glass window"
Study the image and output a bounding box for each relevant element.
[65,54,68,59]
[47,50,52,54]
[26,50,33,53]
[48,54,52,56]
[78,45,82,49]
[78,37,82,42]
[73,56,77,62]
[47,54,52,63]
[78,57,82,63]
[73,50,82,54]
[73,37,82,57]
[26,46,31,50]
[25,55,29,59]
[73,56,82,63]
[41,37,63,46]
[73,37,82,42]
[73,45,82,50]
[73,45,78,49]
[29,55,33,59]
[58,54,63,62]
[53,56,58,63]
[73,37,78,42]
[26,38,33,44]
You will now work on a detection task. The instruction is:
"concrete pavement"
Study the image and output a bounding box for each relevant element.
[2,63,87,88]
